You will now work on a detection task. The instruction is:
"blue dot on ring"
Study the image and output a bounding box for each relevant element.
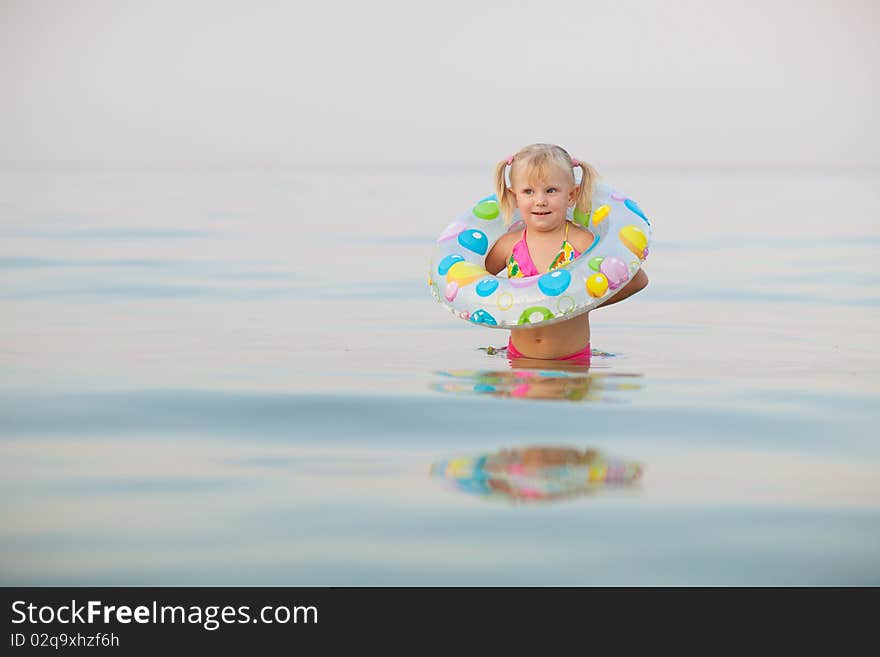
[437,254,465,276]
[458,229,489,255]
[538,269,571,296]
[624,198,649,224]
[470,309,498,326]
[475,278,499,297]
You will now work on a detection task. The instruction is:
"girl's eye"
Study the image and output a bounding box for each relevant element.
[547,188,557,193]
[523,189,533,195]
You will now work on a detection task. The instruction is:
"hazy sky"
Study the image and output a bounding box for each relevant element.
[1,0,878,168]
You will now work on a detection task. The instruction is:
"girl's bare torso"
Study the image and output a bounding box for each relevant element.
[509,312,590,359]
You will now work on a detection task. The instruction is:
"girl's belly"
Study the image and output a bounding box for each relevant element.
[509,313,590,359]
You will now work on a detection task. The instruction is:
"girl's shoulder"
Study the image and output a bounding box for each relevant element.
[567,221,595,252]
[489,228,525,256]
[498,227,525,247]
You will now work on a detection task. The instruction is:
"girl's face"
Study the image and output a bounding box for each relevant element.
[509,166,578,233]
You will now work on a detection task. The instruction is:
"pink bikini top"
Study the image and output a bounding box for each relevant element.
[507,222,582,278]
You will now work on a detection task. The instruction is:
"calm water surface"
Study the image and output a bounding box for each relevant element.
[1,167,878,585]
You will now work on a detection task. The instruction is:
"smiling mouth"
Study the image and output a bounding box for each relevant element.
[532,211,551,215]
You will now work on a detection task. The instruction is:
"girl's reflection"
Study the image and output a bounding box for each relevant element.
[431,446,642,504]
[431,368,642,402]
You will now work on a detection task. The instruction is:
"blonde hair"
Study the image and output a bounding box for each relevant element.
[493,143,598,224]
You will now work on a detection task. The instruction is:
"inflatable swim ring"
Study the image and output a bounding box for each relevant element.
[428,182,652,328]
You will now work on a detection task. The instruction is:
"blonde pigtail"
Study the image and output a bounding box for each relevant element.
[573,160,599,217]
[494,159,517,224]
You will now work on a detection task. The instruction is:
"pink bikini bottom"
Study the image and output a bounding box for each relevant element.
[506,339,592,364]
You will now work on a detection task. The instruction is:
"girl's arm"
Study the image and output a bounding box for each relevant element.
[595,269,648,309]
[484,231,519,275]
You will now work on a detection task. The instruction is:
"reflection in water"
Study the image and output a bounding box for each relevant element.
[431,446,643,504]
[431,369,643,402]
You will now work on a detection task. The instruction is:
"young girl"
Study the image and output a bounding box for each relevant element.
[484,144,649,364]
